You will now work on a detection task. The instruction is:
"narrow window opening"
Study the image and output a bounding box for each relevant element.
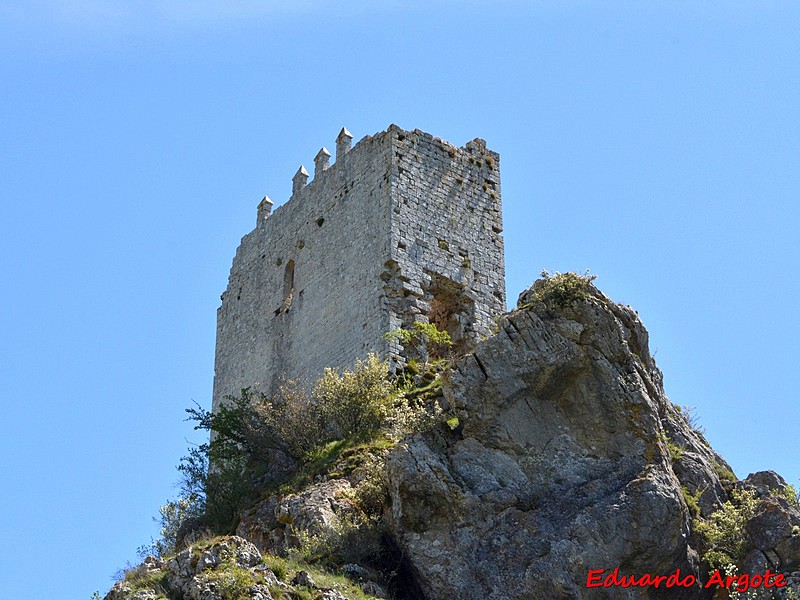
[282,259,295,311]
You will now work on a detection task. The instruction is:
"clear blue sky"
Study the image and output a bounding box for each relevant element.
[1,2,798,598]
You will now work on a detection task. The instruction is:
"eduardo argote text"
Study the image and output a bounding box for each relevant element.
[587,567,787,593]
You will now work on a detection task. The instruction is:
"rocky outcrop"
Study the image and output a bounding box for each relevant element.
[105,537,276,600]
[237,479,358,555]
[104,536,387,600]
[386,281,731,599]
[741,471,800,573]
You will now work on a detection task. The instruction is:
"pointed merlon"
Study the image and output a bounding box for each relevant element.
[314,147,331,177]
[257,195,273,226]
[336,127,353,162]
[292,166,309,195]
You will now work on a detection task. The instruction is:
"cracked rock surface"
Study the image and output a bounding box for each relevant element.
[387,283,728,600]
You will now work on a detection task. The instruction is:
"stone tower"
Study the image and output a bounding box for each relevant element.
[212,125,505,412]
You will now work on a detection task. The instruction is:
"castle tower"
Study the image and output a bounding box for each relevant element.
[212,125,505,411]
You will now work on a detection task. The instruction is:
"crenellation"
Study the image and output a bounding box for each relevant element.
[291,165,309,196]
[313,147,331,178]
[212,125,505,412]
[256,195,273,227]
[335,127,353,164]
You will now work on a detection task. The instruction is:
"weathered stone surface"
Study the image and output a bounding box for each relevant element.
[387,282,711,599]
[360,581,389,598]
[747,497,799,551]
[317,590,349,600]
[292,570,317,589]
[236,479,357,554]
[743,471,790,498]
[776,534,800,571]
[213,125,505,409]
[103,587,160,600]
[167,536,264,598]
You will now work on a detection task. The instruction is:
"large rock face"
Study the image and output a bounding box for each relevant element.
[386,282,731,599]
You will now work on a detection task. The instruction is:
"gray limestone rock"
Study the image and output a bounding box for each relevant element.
[292,570,317,589]
[103,587,161,600]
[166,536,264,598]
[236,479,357,555]
[387,280,711,599]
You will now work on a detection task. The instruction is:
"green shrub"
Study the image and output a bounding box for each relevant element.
[201,559,259,600]
[120,564,170,597]
[315,354,393,442]
[694,488,759,570]
[138,494,204,558]
[172,353,447,545]
[711,460,736,483]
[290,511,385,568]
[667,441,684,462]
[385,322,453,363]
[778,483,800,509]
[681,486,702,518]
[525,270,597,309]
[177,442,251,536]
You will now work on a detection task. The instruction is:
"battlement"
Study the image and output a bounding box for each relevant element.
[212,125,505,412]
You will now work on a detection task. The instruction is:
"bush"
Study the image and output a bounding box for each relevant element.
[254,382,328,460]
[526,270,597,309]
[385,322,453,365]
[171,353,447,544]
[778,484,800,509]
[315,354,394,441]
[290,511,386,568]
[695,488,759,570]
[177,442,251,536]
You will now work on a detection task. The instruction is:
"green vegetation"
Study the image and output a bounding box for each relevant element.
[146,351,450,569]
[264,555,382,600]
[522,270,597,310]
[681,485,702,518]
[385,321,453,365]
[711,460,736,483]
[778,483,800,509]
[197,559,260,600]
[658,430,685,463]
[694,488,759,570]
[122,566,170,598]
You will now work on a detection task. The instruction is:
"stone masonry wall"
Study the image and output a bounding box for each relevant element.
[384,128,505,355]
[212,125,505,412]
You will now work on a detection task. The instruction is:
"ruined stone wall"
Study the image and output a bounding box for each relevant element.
[212,125,505,412]
[384,128,505,355]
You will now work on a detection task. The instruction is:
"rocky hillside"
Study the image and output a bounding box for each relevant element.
[104,275,800,600]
